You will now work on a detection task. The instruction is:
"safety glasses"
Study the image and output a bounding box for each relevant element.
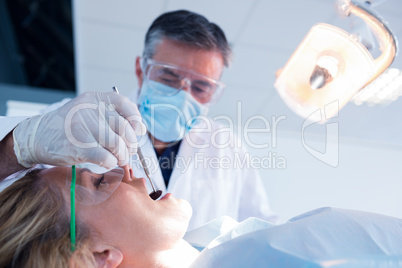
[142,58,225,105]
[68,164,124,251]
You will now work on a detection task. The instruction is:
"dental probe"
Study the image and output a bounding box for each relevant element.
[112,86,162,200]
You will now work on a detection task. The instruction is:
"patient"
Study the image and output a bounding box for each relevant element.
[0,165,199,267]
[1,165,402,268]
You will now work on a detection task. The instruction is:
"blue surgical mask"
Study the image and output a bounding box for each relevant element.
[137,80,208,142]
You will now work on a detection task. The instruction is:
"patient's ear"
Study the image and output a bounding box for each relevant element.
[92,244,123,268]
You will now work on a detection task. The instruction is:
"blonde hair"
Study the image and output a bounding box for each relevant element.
[0,169,95,267]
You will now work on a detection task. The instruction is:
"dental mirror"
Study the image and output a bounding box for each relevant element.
[112,86,162,200]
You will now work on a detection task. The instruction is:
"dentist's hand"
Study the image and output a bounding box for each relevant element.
[13,92,146,169]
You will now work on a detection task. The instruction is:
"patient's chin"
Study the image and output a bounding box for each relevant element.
[176,198,192,222]
[165,194,193,222]
[178,200,193,235]
[165,199,193,241]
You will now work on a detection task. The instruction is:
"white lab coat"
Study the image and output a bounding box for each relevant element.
[0,101,277,230]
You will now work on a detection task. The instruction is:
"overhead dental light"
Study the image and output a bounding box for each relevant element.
[274,0,398,122]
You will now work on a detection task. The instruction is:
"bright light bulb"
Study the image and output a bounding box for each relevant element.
[310,55,340,90]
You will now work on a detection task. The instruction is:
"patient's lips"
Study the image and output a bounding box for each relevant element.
[160,193,171,200]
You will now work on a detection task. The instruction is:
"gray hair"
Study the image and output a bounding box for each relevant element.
[143,10,232,67]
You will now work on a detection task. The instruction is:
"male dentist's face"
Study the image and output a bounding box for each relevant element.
[136,38,225,90]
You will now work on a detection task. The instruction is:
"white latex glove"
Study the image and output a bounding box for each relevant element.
[13,92,146,169]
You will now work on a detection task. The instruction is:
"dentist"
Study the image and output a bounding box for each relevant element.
[129,10,277,230]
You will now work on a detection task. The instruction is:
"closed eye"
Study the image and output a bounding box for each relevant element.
[94,174,106,189]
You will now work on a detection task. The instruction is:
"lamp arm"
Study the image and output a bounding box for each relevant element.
[340,0,398,85]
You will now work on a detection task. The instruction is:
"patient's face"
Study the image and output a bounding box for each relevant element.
[40,165,192,266]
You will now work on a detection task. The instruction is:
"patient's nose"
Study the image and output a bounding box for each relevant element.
[122,165,135,183]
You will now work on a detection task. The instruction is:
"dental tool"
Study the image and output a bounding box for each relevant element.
[112,86,162,200]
